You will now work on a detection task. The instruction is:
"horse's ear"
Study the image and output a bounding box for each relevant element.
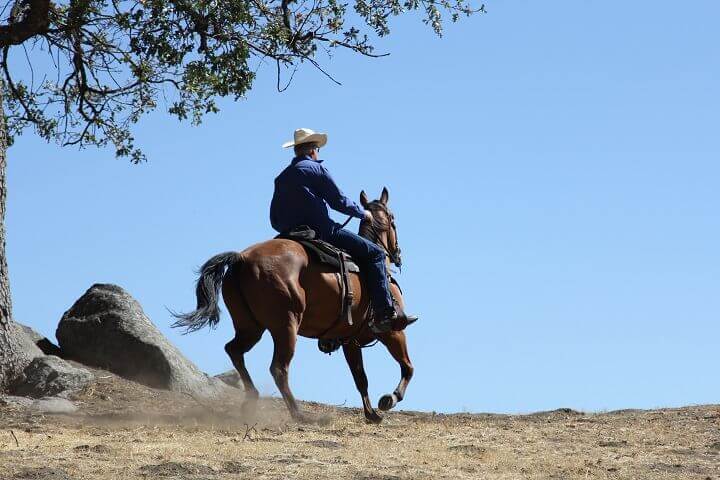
[360,190,369,207]
[380,187,389,205]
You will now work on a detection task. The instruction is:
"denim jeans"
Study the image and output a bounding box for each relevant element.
[323,228,393,313]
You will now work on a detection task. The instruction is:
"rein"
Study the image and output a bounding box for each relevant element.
[341,210,395,263]
[356,202,400,267]
[367,223,394,259]
[340,215,354,229]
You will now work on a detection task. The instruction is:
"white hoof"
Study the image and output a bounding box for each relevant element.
[378,393,398,411]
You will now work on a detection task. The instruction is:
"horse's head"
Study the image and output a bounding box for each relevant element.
[359,187,402,269]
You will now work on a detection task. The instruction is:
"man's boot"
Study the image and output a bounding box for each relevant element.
[370,304,418,334]
[391,302,419,330]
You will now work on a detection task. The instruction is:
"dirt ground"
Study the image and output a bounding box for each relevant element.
[1,370,719,480]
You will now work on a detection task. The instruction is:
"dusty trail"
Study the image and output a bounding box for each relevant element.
[1,370,718,479]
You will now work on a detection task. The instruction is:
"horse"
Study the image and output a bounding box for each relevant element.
[172,188,414,424]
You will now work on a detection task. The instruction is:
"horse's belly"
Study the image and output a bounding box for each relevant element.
[298,270,368,339]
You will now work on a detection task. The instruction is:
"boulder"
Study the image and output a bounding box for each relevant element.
[31,397,79,413]
[56,284,230,399]
[215,369,242,389]
[9,320,44,360]
[0,394,33,408]
[1,395,78,413]
[16,322,63,356]
[11,356,93,398]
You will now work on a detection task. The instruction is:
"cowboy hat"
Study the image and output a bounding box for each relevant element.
[281,128,328,149]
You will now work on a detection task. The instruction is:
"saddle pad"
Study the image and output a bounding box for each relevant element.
[276,233,360,273]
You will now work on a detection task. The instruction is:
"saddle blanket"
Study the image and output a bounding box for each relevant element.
[276,227,360,273]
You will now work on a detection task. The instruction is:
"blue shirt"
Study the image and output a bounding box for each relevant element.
[270,156,366,237]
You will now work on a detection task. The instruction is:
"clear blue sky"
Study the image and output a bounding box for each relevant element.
[6,1,719,414]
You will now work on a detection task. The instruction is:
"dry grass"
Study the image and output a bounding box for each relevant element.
[1,370,719,479]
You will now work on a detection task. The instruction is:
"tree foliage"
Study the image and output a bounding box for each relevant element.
[0,0,480,162]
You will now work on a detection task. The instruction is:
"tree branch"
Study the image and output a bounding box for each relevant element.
[0,0,50,47]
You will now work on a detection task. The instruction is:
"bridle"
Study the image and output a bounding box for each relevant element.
[358,201,402,269]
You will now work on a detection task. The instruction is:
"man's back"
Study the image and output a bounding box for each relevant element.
[270,157,334,236]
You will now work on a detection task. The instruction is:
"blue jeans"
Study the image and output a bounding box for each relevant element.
[323,228,393,313]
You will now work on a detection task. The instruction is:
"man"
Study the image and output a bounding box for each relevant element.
[270,128,417,333]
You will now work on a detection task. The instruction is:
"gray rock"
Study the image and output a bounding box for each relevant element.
[17,322,44,344]
[9,320,44,360]
[30,396,79,413]
[11,356,93,398]
[0,395,78,413]
[56,284,230,399]
[215,369,242,389]
[16,322,63,356]
[0,394,33,408]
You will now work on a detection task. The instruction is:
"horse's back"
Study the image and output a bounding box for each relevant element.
[226,238,358,336]
[240,238,309,271]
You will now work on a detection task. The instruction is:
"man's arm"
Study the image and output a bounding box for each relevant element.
[307,163,365,218]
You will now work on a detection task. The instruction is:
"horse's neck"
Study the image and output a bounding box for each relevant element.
[376,231,392,269]
[358,224,389,266]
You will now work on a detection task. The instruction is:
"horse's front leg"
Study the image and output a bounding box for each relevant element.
[377,330,414,411]
[342,342,383,424]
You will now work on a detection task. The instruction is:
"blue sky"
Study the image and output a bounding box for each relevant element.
[6,1,719,414]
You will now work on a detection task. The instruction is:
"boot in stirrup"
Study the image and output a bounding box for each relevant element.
[370,305,418,334]
[391,302,419,331]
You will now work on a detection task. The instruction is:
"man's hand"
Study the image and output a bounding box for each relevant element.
[363,210,374,223]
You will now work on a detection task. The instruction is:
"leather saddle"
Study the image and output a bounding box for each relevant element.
[276,226,359,330]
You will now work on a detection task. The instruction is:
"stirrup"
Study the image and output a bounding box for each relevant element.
[369,317,393,334]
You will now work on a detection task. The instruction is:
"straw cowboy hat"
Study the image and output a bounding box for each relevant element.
[282,128,328,149]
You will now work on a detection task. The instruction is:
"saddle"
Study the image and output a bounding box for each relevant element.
[276,226,359,330]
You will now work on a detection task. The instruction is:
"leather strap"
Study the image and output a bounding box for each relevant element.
[317,251,354,338]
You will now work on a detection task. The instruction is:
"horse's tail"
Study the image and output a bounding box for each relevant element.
[171,251,241,333]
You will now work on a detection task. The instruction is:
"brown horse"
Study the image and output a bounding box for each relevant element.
[173,188,413,423]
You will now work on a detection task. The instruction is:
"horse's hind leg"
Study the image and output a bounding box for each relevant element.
[223,277,265,414]
[225,328,263,412]
[268,321,311,423]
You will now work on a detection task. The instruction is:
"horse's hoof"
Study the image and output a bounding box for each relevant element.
[378,393,398,411]
[364,409,383,424]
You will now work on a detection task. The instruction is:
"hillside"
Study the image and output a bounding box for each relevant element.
[1,367,719,480]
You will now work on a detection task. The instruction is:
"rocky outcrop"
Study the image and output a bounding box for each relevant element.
[10,320,44,359]
[1,394,78,413]
[56,284,230,399]
[16,322,63,356]
[215,369,242,389]
[11,356,93,399]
